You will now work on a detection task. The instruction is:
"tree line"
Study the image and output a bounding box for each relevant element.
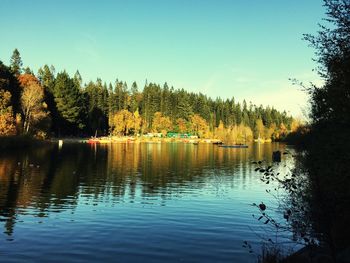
[0,49,295,141]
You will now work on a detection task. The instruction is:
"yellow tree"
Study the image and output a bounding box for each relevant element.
[110,110,134,135]
[235,123,253,143]
[133,110,142,135]
[227,125,238,142]
[190,114,209,138]
[0,90,16,136]
[291,118,303,132]
[255,119,265,139]
[152,112,163,132]
[160,116,173,136]
[242,124,253,142]
[20,79,48,133]
[279,123,288,138]
[215,120,226,140]
[264,124,275,140]
[152,112,173,135]
[269,123,278,140]
[176,118,187,133]
[140,119,148,135]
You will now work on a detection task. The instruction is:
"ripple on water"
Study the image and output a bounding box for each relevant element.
[0,142,294,262]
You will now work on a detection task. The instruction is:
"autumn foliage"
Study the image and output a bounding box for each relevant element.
[0,90,16,136]
[109,110,142,136]
[18,73,40,88]
[152,112,172,135]
[1,49,296,139]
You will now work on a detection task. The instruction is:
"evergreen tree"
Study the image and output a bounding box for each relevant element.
[130,81,139,113]
[102,83,109,115]
[1,49,296,138]
[37,65,57,134]
[38,65,56,93]
[10,48,23,76]
[73,70,82,88]
[54,71,85,135]
[176,89,193,120]
[24,67,33,74]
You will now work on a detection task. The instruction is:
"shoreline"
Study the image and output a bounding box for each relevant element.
[52,136,224,144]
[1,135,280,150]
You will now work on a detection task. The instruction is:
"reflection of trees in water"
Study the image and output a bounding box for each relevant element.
[0,145,83,236]
[0,142,286,236]
[0,157,20,236]
[0,147,56,235]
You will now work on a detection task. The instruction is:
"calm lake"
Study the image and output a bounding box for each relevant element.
[0,142,295,262]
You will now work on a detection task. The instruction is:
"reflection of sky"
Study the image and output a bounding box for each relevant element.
[0,143,296,262]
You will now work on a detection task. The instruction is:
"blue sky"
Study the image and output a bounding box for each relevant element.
[0,0,326,117]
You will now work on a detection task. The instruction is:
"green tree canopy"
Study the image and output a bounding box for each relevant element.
[10,48,23,76]
[54,71,86,135]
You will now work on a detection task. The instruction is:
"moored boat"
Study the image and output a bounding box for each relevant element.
[88,138,100,144]
[218,145,248,148]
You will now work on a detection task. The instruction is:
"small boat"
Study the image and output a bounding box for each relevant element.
[88,138,99,144]
[218,145,248,148]
[88,138,111,144]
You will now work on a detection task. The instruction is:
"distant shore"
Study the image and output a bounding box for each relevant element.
[52,136,224,145]
[1,135,280,150]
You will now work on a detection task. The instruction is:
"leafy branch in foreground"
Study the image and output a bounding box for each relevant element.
[244,157,317,261]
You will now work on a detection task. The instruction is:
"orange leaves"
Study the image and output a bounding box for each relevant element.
[18,74,48,133]
[17,73,40,88]
[152,112,172,134]
[0,90,16,136]
[190,114,209,138]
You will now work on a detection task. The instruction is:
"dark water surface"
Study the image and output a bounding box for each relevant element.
[0,142,294,262]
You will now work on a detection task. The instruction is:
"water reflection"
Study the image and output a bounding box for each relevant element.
[0,144,298,263]
[0,142,287,238]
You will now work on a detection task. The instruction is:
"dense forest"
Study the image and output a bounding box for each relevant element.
[0,50,295,141]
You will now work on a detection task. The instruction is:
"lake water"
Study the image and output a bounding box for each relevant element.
[0,142,294,262]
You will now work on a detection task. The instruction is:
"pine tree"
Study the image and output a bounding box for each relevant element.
[10,48,23,76]
[37,65,57,133]
[54,71,85,135]
[24,67,33,74]
[130,81,139,113]
[73,70,82,88]
[176,89,193,120]
[38,65,56,93]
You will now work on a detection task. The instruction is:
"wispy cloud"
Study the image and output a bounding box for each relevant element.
[202,73,220,94]
[241,84,310,118]
[228,68,324,118]
[75,33,100,62]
